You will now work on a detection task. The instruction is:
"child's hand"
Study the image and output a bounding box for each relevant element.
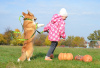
[46,31,49,33]
[44,30,49,33]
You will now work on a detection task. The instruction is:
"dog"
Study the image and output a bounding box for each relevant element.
[18,10,44,62]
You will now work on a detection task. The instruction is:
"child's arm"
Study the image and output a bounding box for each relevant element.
[59,21,66,39]
[43,22,51,32]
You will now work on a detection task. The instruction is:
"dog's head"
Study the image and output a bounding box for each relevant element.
[22,10,45,29]
[22,10,37,22]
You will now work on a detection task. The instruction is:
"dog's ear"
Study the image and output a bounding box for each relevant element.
[22,12,26,16]
[27,10,33,16]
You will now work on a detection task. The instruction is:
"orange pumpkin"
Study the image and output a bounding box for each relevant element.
[58,53,73,60]
[66,53,73,60]
[58,53,67,60]
[83,55,92,62]
[74,55,83,61]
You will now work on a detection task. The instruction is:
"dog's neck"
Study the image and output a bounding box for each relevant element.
[24,18,33,21]
[24,18,36,25]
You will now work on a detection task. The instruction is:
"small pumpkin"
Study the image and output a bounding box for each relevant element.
[58,53,67,60]
[74,55,83,61]
[66,53,73,60]
[83,55,92,62]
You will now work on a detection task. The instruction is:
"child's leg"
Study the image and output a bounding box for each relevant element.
[46,41,58,57]
[51,42,58,54]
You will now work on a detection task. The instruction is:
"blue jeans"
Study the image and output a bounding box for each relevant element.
[46,41,58,57]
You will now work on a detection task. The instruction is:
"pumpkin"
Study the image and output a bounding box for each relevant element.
[83,55,92,62]
[66,53,73,60]
[58,53,73,60]
[58,53,67,60]
[74,55,83,61]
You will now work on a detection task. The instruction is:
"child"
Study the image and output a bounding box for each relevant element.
[44,8,68,61]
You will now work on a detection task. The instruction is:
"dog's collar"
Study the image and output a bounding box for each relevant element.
[24,18,33,21]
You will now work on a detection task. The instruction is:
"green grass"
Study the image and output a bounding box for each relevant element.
[0,46,100,68]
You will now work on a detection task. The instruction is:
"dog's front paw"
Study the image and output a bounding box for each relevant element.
[37,24,44,28]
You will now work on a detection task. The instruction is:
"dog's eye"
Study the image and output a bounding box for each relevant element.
[34,19,36,21]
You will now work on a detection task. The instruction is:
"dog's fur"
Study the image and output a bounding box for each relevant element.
[18,10,37,62]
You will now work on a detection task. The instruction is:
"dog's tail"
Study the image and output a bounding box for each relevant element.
[17,51,26,62]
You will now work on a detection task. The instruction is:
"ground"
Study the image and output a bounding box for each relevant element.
[0,46,100,68]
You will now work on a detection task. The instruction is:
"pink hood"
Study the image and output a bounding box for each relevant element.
[51,14,62,24]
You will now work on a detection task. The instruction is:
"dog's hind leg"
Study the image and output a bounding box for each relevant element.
[26,49,33,61]
[18,45,27,62]
[18,51,26,62]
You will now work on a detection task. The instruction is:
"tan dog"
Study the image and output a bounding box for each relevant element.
[18,10,44,62]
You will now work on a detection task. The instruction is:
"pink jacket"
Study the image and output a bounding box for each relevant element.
[44,14,66,41]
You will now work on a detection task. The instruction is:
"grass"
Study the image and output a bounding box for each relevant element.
[0,46,100,68]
